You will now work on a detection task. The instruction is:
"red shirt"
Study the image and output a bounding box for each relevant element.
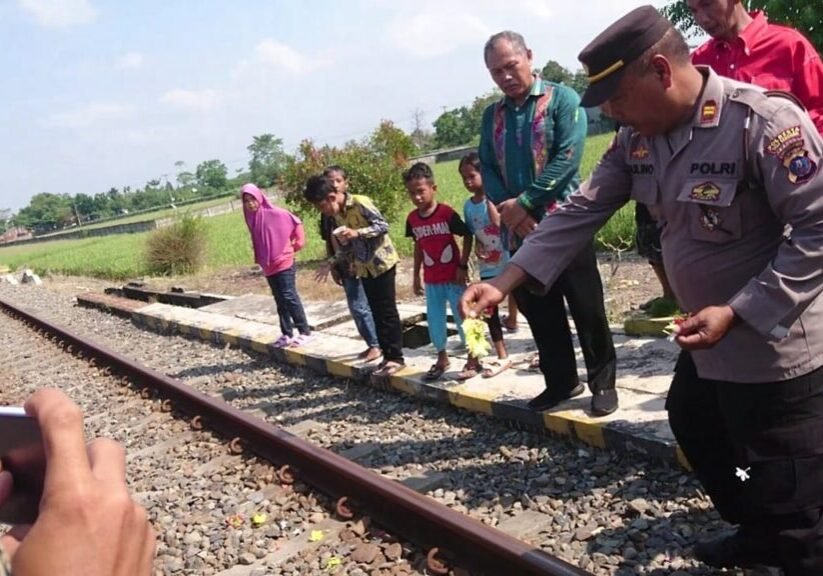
[405,203,468,284]
[692,11,823,134]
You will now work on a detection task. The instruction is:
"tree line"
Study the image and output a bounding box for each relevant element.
[3,133,288,235]
[1,56,589,235]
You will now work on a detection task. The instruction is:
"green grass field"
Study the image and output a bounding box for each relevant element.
[0,133,634,280]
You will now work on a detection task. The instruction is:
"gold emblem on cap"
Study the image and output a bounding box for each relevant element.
[587,60,625,83]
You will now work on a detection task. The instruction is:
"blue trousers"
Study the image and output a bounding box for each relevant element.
[342,276,379,349]
[265,265,310,337]
[425,283,466,352]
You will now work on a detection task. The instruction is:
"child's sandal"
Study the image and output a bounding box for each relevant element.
[424,363,449,381]
[482,358,512,379]
[455,361,482,381]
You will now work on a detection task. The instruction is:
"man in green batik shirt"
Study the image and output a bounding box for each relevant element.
[478,30,618,416]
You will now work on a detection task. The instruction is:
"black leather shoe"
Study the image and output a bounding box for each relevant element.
[527,384,585,411]
[694,529,780,569]
[591,389,618,416]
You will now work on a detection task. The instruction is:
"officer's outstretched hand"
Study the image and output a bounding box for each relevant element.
[674,305,737,350]
[1,389,156,576]
[460,281,506,320]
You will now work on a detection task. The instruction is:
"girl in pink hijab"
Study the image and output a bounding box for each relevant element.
[241,183,312,348]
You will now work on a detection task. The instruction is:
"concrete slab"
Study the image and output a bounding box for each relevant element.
[98,293,684,468]
[77,292,150,318]
[201,295,352,331]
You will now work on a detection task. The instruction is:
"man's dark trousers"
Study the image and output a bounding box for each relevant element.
[513,242,617,395]
[667,351,823,575]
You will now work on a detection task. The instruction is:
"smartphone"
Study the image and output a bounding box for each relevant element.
[0,407,45,524]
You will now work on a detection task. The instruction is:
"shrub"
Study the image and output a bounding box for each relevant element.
[144,214,207,276]
[280,121,414,222]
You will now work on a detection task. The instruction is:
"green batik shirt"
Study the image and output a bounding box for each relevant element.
[333,193,399,279]
[479,77,587,222]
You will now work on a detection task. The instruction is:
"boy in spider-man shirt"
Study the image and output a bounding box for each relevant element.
[405,162,482,381]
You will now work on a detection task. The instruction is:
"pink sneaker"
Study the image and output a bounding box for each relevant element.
[272,334,292,348]
[289,334,314,347]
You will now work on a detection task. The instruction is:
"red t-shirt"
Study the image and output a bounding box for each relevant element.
[405,203,469,284]
[692,11,823,134]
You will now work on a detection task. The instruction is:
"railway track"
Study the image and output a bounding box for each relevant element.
[0,296,589,576]
[0,283,763,575]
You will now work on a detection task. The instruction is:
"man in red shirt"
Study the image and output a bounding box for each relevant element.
[689,0,823,133]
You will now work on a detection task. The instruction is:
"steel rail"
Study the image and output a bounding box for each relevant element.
[0,297,591,576]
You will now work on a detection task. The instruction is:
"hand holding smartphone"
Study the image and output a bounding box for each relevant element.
[0,406,45,524]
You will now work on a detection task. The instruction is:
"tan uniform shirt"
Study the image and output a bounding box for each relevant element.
[512,67,823,383]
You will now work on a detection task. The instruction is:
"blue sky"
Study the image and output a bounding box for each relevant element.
[0,0,665,211]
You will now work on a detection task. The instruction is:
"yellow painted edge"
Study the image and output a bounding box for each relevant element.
[448,388,494,415]
[390,376,418,396]
[572,420,606,449]
[249,337,275,354]
[388,366,419,391]
[543,413,573,436]
[199,327,214,340]
[283,348,307,366]
[326,359,353,378]
[221,329,241,345]
[547,410,607,449]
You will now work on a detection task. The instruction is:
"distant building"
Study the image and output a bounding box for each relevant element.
[0,227,33,244]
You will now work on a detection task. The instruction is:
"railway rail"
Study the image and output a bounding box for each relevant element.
[0,295,589,576]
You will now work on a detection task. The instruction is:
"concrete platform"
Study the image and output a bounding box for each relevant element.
[78,292,686,468]
[77,292,157,319]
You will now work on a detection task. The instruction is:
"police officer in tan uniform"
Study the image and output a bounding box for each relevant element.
[460,6,823,574]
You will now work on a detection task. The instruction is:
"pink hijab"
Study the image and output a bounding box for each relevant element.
[241,183,301,269]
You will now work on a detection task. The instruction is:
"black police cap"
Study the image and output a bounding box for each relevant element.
[578,5,672,107]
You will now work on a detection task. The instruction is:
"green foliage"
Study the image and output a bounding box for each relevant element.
[247,133,287,188]
[281,120,414,222]
[144,214,208,276]
[432,91,501,149]
[15,193,75,232]
[0,209,10,235]
[433,108,475,148]
[540,60,589,95]
[195,159,229,190]
[662,0,822,51]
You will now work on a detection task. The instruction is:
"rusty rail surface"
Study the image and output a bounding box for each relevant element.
[0,297,592,576]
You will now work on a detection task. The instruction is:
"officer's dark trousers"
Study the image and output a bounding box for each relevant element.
[513,242,616,395]
[667,351,823,575]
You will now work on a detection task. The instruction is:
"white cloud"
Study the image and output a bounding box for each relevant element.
[386,9,490,59]
[18,0,97,28]
[116,51,144,70]
[254,39,331,74]
[43,102,135,129]
[160,89,222,113]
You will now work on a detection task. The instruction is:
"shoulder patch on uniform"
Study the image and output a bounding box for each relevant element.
[765,125,818,185]
[766,126,803,156]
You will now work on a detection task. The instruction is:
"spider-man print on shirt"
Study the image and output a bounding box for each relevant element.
[405,204,469,284]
